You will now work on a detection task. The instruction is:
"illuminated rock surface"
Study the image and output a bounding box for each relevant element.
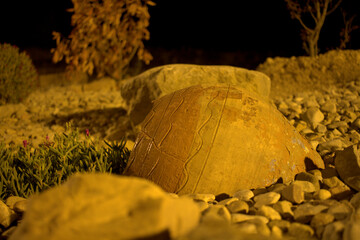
[119,64,271,125]
[8,173,200,240]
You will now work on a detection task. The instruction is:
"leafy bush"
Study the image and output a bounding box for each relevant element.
[51,0,155,81]
[0,43,39,105]
[0,123,130,201]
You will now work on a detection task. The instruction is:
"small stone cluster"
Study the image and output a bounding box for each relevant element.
[0,67,359,239]
[0,164,359,239]
[272,80,360,159]
[0,77,134,148]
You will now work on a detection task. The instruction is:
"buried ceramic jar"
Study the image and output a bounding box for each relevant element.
[124,84,324,195]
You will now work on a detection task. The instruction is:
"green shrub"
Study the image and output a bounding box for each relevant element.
[0,43,39,105]
[51,0,155,81]
[0,123,130,201]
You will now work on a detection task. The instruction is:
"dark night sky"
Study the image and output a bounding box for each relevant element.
[1,0,359,68]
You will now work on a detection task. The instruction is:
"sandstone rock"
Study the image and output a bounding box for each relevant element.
[231,214,269,224]
[281,181,305,204]
[295,172,321,191]
[310,213,335,230]
[178,220,273,240]
[270,225,283,239]
[233,189,254,201]
[0,201,18,228]
[256,205,281,221]
[218,197,239,206]
[301,107,324,128]
[120,64,271,125]
[288,222,314,239]
[185,193,215,203]
[202,205,232,223]
[13,200,27,214]
[273,200,294,219]
[227,200,249,214]
[5,196,27,211]
[9,173,200,240]
[314,189,332,200]
[267,219,291,232]
[343,208,360,240]
[318,139,346,152]
[253,192,281,208]
[322,221,345,240]
[266,183,286,194]
[293,203,328,223]
[335,143,360,191]
[321,101,337,113]
[292,180,316,193]
[327,201,354,221]
[350,192,360,209]
[351,117,360,131]
[124,84,324,195]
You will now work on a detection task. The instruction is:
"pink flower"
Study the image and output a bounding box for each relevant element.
[23,140,29,148]
[85,129,90,137]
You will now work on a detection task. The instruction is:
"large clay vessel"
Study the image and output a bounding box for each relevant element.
[124,84,324,195]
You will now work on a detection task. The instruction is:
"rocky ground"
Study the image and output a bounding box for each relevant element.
[0,49,360,239]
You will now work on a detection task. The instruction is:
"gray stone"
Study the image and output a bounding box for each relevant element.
[120,64,271,125]
[335,143,360,191]
[9,173,200,240]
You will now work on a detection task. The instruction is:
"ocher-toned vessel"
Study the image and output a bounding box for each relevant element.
[124,84,324,195]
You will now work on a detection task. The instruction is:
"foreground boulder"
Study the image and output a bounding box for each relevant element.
[124,84,324,195]
[9,173,200,240]
[120,64,271,125]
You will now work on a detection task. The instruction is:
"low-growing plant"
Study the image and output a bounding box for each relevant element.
[0,123,130,201]
[0,43,39,105]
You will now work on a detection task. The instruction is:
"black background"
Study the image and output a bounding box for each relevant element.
[1,0,359,70]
